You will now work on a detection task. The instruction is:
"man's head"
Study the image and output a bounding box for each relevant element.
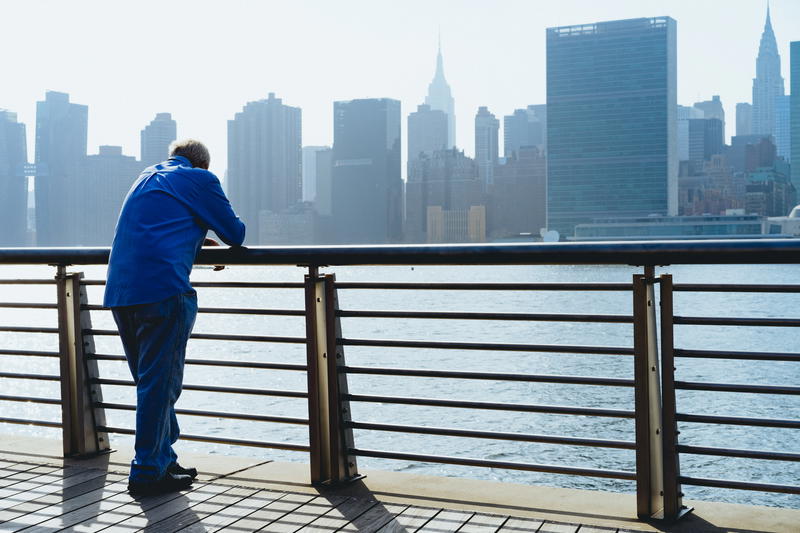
[169,139,210,169]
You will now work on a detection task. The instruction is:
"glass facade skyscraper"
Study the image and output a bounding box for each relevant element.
[546,17,677,237]
[791,41,799,189]
[140,112,176,168]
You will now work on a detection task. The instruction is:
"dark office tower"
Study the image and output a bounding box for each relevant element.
[546,17,677,238]
[752,6,784,137]
[0,110,28,246]
[78,146,141,245]
[792,41,800,187]
[693,95,725,141]
[736,103,753,136]
[688,118,724,162]
[474,106,499,185]
[503,105,547,159]
[775,95,790,161]
[34,91,88,246]
[425,42,456,148]
[302,146,329,203]
[489,146,547,239]
[140,113,176,167]
[227,93,302,243]
[332,98,401,244]
[408,104,448,162]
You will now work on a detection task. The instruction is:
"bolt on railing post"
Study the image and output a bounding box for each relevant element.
[633,266,665,519]
[304,267,359,485]
[55,266,109,457]
[658,274,692,521]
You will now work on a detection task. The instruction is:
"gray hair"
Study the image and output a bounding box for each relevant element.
[169,139,210,169]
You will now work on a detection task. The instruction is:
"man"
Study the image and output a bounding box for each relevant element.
[104,139,245,495]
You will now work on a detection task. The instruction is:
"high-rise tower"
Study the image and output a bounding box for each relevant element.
[752,5,785,137]
[0,110,28,246]
[425,40,456,149]
[474,107,499,186]
[791,41,799,188]
[140,112,177,167]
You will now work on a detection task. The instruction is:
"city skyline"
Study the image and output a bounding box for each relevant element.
[3,1,799,178]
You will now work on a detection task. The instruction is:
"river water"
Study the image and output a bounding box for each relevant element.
[0,262,798,509]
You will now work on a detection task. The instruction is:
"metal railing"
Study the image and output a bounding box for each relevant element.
[1,239,799,522]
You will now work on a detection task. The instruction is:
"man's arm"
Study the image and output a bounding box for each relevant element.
[192,171,246,246]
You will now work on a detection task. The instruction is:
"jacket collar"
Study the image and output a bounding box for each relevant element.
[169,155,192,167]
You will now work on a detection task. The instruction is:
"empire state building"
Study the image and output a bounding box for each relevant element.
[425,43,456,149]
[751,5,785,137]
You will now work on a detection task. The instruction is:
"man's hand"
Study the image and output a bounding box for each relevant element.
[203,238,225,271]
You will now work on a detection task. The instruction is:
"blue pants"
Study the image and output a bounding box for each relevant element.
[112,291,198,482]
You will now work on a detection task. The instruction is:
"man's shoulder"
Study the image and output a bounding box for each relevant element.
[173,165,220,184]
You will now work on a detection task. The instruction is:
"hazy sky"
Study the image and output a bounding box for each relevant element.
[3,0,799,179]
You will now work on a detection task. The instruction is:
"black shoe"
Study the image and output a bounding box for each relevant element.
[128,472,193,496]
[167,462,198,479]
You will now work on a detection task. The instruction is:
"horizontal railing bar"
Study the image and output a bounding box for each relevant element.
[0,372,60,382]
[0,326,58,334]
[0,394,61,405]
[677,445,800,462]
[349,448,636,480]
[673,284,800,293]
[347,421,636,449]
[97,426,310,452]
[674,348,800,362]
[675,413,800,429]
[92,377,308,398]
[0,302,57,310]
[678,475,800,495]
[335,282,633,291]
[4,240,800,266]
[337,310,633,323]
[339,338,634,355]
[675,381,800,395]
[0,417,62,428]
[81,280,305,288]
[344,394,635,418]
[85,329,307,344]
[675,316,800,327]
[341,366,634,387]
[0,349,60,358]
[95,402,309,425]
[89,353,307,371]
[81,304,306,316]
[0,279,56,285]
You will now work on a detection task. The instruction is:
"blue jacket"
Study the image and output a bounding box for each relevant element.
[104,156,245,307]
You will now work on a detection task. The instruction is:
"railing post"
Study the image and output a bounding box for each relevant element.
[55,266,109,457]
[632,266,664,519]
[658,274,691,520]
[304,267,359,484]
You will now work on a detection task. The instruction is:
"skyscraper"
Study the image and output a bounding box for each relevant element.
[34,91,88,246]
[332,98,401,244]
[752,6,785,137]
[736,103,753,136]
[0,110,28,246]
[425,42,456,148]
[140,112,176,168]
[503,105,546,159]
[693,95,725,141]
[474,106,499,185]
[227,93,302,243]
[302,146,329,202]
[546,17,677,237]
[792,41,799,188]
[774,94,790,161]
[688,118,724,163]
[408,104,448,162]
[677,105,704,161]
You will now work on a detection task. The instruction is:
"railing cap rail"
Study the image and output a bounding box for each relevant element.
[1,239,800,266]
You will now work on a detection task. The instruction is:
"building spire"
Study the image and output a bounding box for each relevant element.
[435,32,445,81]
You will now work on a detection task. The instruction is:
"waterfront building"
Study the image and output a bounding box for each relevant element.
[679,154,744,216]
[736,103,753,136]
[332,98,401,244]
[503,105,546,159]
[426,205,485,243]
[34,91,88,246]
[693,95,725,141]
[546,17,677,238]
[405,148,483,243]
[408,104,448,162]
[424,42,456,148]
[688,118,724,163]
[474,106,499,186]
[489,146,547,239]
[573,214,767,241]
[677,105,704,161]
[792,42,800,187]
[751,6,785,137]
[78,146,140,245]
[259,202,315,245]
[0,110,28,246]
[140,112,176,168]
[745,160,796,217]
[774,95,790,161]
[727,134,775,175]
[313,148,334,243]
[302,146,329,203]
[227,93,302,244]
